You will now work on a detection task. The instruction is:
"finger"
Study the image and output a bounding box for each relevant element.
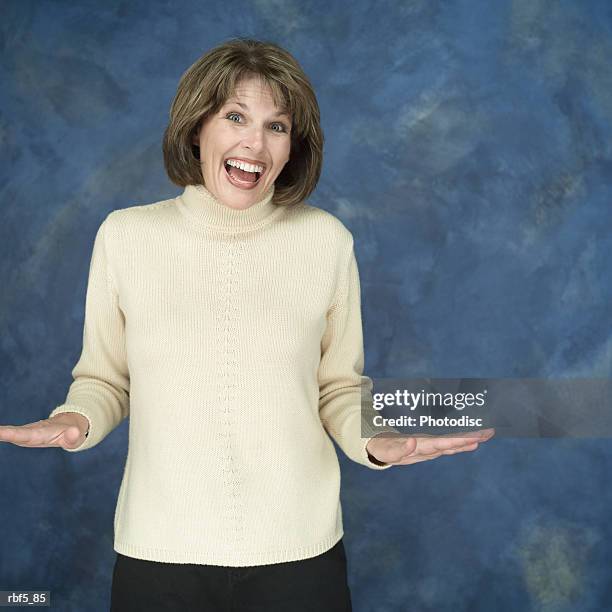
[21,420,47,428]
[416,436,481,454]
[397,442,445,462]
[394,451,444,465]
[396,442,481,464]
[387,437,418,456]
[0,423,64,448]
[441,429,495,442]
[0,427,40,447]
[442,442,479,455]
[470,428,495,441]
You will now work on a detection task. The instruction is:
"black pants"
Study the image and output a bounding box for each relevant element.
[110,539,352,612]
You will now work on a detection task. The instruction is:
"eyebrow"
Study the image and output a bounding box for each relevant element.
[225,99,291,120]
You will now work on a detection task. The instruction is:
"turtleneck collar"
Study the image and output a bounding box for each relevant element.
[177,183,283,233]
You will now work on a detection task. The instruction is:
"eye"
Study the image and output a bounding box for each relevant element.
[225,112,289,133]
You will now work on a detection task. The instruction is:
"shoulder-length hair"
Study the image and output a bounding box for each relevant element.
[162,37,324,208]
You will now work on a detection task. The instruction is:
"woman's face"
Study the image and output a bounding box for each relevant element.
[192,75,292,210]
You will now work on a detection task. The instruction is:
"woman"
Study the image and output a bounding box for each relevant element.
[0,38,493,611]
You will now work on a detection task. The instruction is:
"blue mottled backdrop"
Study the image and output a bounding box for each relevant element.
[2,1,612,610]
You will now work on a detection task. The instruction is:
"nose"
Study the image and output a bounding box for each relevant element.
[241,124,265,151]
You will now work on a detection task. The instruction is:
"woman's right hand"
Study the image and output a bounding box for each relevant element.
[0,413,89,449]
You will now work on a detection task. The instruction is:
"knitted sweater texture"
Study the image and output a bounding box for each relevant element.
[49,182,395,566]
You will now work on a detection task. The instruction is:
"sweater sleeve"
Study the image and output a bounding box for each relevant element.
[48,214,130,452]
[318,239,398,470]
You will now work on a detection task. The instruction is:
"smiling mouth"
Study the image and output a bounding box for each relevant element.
[223,161,263,187]
[223,162,266,183]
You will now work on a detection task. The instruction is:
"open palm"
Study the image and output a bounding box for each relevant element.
[0,413,88,450]
[367,428,495,466]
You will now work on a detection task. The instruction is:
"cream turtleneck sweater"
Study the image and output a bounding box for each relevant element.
[49,182,396,566]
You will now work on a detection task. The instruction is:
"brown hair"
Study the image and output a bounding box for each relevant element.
[162,37,324,208]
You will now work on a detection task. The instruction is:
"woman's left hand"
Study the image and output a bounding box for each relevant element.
[366,428,495,466]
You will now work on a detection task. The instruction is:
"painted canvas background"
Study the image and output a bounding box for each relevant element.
[2,1,612,610]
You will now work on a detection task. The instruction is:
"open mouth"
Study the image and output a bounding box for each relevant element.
[224,160,264,187]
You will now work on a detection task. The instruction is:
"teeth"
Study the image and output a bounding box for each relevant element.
[225,159,264,174]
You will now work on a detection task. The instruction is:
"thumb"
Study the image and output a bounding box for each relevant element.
[397,436,417,459]
[61,425,85,449]
[376,436,417,462]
